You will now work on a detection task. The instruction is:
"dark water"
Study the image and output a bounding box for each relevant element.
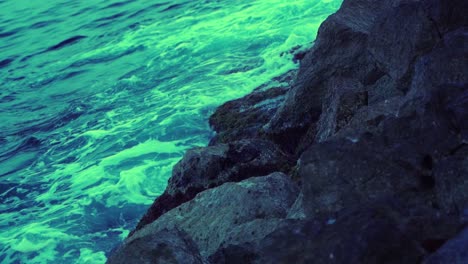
[0,0,341,262]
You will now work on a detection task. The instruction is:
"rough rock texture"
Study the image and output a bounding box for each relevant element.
[265,0,467,154]
[209,70,296,145]
[132,139,293,234]
[210,205,426,264]
[107,228,203,264]
[110,0,467,262]
[127,173,298,257]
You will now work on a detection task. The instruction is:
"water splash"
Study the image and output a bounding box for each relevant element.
[0,0,342,263]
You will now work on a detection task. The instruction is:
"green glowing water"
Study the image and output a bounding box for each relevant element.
[0,0,341,263]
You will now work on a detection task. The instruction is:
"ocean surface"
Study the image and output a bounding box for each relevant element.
[0,0,341,263]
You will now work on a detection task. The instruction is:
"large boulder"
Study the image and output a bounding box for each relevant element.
[330,27,467,146]
[295,21,467,224]
[128,173,299,257]
[264,0,393,152]
[298,84,467,220]
[115,0,467,262]
[265,0,467,155]
[132,139,292,234]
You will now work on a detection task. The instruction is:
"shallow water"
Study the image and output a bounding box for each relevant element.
[0,0,341,263]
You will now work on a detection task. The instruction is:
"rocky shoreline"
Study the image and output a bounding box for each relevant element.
[108,0,467,263]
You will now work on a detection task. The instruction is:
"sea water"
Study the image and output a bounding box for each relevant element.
[0,0,341,263]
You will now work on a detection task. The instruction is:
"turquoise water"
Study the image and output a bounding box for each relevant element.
[0,0,341,263]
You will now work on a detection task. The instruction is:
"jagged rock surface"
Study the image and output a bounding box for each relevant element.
[209,70,296,145]
[110,0,467,263]
[124,173,298,258]
[210,205,427,264]
[132,139,293,234]
[265,0,467,154]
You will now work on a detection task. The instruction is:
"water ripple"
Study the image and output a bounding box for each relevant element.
[0,0,342,263]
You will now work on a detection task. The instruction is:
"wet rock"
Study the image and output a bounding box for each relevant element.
[423,228,468,264]
[209,86,288,145]
[280,45,308,63]
[128,173,299,257]
[209,71,295,145]
[132,139,293,234]
[117,0,467,261]
[106,228,204,264]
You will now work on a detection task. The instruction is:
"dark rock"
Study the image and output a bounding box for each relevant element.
[368,2,438,83]
[132,139,293,234]
[326,96,401,142]
[106,228,204,264]
[262,208,423,264]
[209,244,260,264]
[315,25,467,146]
[265,0,390,152]
[434,145,468,215]
[423,0,468,35]
[280,45,308,63]
[315,77,368,142]
[292,51,306,63]
[298,136,420,219]
[405,28,467,106]
[209,87,288,145]
[265,0,467,155]
[209,70,295,145]
[297,83,466,229]
[210,205,426,264]
[128,173,298,257]
[116,0,467,262]
[423,228,468,264]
